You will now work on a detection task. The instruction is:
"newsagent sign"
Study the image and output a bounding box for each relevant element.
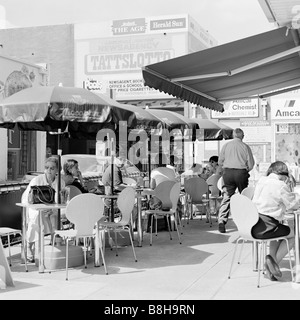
[211,99,259,119]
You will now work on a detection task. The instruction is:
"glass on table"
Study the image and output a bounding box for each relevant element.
[60,187,70,204]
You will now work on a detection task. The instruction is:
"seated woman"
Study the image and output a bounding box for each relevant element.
[252,161,300,281]
[62,159,88,193]
[22,156,65,263]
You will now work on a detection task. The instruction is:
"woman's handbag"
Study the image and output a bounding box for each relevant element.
[28,185,56,204]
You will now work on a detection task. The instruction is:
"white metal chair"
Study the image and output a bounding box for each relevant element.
[0,227,22,266]
[52,193,107,280]
[99,187,137,262]
[144,181,182,246]
[228,193,294,288]
[241,186,255,200]
[184,177,211,226]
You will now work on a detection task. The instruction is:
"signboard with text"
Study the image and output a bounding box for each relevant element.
[75,14,215,101]
[211,99,259,119]
[270,98,300,120]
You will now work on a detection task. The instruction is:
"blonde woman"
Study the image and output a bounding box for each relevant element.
[22,156,65,262]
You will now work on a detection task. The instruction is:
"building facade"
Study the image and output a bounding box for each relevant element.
[0,14,218,179]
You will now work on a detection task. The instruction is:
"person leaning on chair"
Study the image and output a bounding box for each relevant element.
[217,128,255,233]
[252,161,300,281]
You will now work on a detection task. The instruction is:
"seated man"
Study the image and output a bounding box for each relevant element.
[150,153,176,189]
[181,163,202,185]
[102,157,127,194]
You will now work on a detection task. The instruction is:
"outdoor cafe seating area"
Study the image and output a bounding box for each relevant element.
[1,170,223,280]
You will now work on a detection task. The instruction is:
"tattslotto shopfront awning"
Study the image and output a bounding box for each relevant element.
[142,27,300,113]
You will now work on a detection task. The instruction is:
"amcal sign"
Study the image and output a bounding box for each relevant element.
[112,18,146,35]
[85,50,173,74]
[271,99,300,120]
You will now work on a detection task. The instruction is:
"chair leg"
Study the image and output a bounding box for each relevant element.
[283,238,294,282]
[257,241,264,288]
[50,233,57,274]
[66,238,69,281]
[173,214,182,244]
[175,210,183,235]
[114,230,119,257]
[7,233,12,266]
[126,226,137,262]
[150,214,154,246]
[228,237,242,279]
[165,215,173,240]
[98,231,108,275]
[237,240,245,264]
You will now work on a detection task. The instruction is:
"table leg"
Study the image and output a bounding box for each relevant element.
[21,208,28,272]
[137,192,143,247]
[94,221,100,267]
[252,242,258,272]
[38,210,45,273]
[294,213,300,282]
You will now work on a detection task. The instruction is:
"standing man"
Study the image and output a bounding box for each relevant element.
[218,128,255,233]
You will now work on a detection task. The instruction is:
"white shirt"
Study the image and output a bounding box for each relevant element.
[219,138,255,171]
[150,167,176,189]
[252,173,300,221]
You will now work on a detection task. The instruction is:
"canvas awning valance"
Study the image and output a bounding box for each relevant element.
[142,26,300,113]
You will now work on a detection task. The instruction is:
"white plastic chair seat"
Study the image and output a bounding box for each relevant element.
[0,227,21,235]
[54,229,78,238]
[0,227,22,266]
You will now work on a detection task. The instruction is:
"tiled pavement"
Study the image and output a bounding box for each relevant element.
[1,215,300,300]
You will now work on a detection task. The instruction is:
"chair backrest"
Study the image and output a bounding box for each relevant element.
[241,186,255,200]
[66,193,105,236]
[170,182,181,212]
[117,187,136,224]
[217,176,225,193]
[184,177,208,202]
[154,180,176,209]
[66,185,82,200]
[230,193,259,240]
[206,174,222,197]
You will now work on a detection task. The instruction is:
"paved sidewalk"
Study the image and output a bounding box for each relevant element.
[1,216,300,300]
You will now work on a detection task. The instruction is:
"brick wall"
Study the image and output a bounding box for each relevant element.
[0,24,75,86]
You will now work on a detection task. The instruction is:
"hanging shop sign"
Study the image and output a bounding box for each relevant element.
[271,98,300,120]
[211,99,259,119]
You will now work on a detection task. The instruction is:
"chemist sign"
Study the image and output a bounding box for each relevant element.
[211,99,259,119]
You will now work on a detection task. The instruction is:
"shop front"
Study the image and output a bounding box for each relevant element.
[271,90,300,181]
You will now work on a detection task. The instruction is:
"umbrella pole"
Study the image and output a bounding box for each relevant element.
[148,139,151,186]
[57,129,62,230]
[110,137,114,222]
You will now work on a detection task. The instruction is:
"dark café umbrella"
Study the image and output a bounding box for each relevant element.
[0,86,138,138]
[0,85,140,227]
